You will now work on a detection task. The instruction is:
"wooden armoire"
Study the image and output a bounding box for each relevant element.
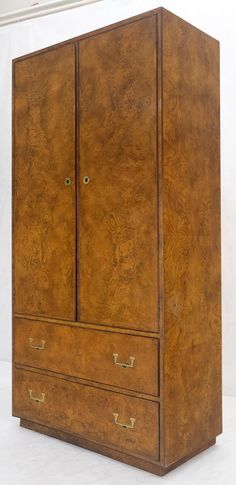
[12,7,222,476]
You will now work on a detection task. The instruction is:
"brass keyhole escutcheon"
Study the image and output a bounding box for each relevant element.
[65,177,72,187]
[83,176,90,185]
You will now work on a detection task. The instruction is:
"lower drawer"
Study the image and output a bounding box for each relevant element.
[13,368,159,461]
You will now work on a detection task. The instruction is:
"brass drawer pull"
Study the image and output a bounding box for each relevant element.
[113,413,135,430]
[29,338,46,351]
[28,389,45,403]
[113,353,135,368]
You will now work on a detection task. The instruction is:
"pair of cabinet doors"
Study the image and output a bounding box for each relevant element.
[13,17,159,332]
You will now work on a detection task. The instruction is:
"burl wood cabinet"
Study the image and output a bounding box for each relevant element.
[12,8,221,475]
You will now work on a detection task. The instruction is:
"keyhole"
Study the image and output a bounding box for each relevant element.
[83,176,90,185]
[65,177,71,186]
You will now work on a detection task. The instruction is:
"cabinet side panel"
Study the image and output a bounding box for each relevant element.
[79,16,158,331]
[13,45,76,320]
[162,10,221,465]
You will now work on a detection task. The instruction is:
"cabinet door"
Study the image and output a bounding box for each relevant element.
[79,16,158,331]
[13,45,76,320]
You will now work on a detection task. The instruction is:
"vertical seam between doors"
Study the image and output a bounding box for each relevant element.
[75,42,80,321]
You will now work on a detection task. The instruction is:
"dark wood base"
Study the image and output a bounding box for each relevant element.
[20,419,216,476]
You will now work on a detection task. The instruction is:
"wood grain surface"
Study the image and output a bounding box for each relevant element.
[14,317,159,396]
[13,367,160,461]
[12,7,222,475]
[79,16,158,331]
[161,9,222,465]
[13,44,76,320]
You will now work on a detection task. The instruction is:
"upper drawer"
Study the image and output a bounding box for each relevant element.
[14,318,159,397]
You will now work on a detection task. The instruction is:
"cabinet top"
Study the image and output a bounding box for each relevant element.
[12,7,219,65]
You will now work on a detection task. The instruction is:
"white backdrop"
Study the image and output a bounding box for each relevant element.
[0,0,235,395]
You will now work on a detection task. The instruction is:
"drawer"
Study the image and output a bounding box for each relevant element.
[14,318,159,396]
[13,368,159,461]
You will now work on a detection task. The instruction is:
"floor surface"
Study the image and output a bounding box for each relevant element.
[1,361,235,485]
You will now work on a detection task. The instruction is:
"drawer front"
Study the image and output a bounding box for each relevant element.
[14,318,159,396]
[13,368,159,461]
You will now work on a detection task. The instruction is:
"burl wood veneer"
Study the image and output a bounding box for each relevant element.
[12,7,221,475]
